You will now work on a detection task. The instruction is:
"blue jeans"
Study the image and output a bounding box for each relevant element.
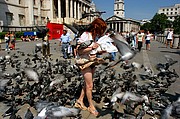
[132,36,136,48]
[6,42,9,50]
[110,52,116,61]
[61,43,69,58]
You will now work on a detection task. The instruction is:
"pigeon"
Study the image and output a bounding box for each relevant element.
[24,107,34,119]
[35,105,80,119]
[110,91,149,106]
[160,97,180,119]
[96,31,135,69]
[2,104,18,117]
[164,55,178,66]
[24,68,39,81]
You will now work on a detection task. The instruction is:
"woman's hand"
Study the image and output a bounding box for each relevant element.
[92,43,99,49]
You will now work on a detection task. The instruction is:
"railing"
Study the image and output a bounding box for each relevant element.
[155,34,180,49]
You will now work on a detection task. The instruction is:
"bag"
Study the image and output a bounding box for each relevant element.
[75,57,105,70]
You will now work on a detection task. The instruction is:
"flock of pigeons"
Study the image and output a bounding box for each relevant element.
[0,40,180,118]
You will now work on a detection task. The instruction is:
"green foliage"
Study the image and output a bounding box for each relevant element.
[15,31,24,38]
[141,13,172,34]
[0,32,7,40]
[0,32,24,41]
[151,13,170,33]
[173,16,180,34]
[141,22,152,32]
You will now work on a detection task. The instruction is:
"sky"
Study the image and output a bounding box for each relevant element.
[93,0,180,20]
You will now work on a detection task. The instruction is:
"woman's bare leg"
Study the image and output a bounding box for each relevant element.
[81,68,94,108]
[77,83,86,103]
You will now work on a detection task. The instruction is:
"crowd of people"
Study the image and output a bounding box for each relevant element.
[121,30,154,51]
[2,32,40,51]
[21,35,38,42]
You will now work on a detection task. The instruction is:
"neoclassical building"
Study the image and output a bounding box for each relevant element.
[0,0,96,31]
[106,0,140,32]
[158,3,180,21]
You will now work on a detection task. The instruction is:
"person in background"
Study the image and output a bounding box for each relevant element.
[166,29,174,48]
[59,30,71,59]
[125,31,131,44]
[74,18,107,117]
[34,35,39,41]
[42,29,50,57]
[20,35,25,41]
[130,30,137,49]
[4,32,10,51]
[145,30,152,50]
[106,29,117,61]
[136,30,144,52]
[9,32,16,50]
[25,35,31,42]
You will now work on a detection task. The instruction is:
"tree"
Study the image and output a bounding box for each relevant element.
[141,22,152,32]
[141,13,170,34]
[150,13,170,33]
[173,16,180,34]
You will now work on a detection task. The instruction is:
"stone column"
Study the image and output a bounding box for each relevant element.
[83,4,85,12]
[28,0,34,26]
[70,0,73,18]
[74,0,77,18]
[123,22,125,32]
[50,0,54,20]
[58,0,61,18]
[77,1,80,19]
[66,0,69,17]
[38,0,41,25]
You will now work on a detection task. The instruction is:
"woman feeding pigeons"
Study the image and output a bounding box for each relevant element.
[74,18,107,116]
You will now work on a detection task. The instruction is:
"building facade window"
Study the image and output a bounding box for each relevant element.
[163,9,165,11]
[171,12,173,15]
[34,16,38,25]
[6,12,13,25]
[41,17,45,25]
[19,14,25,26]
[167,9,169,11]
[19,0,21,4]
[33,0,36,5]
[40,0,43,7]
[175,12,177,14]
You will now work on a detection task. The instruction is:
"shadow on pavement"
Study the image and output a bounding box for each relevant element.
[160,50,180,55]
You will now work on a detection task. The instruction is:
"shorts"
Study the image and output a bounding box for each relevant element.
[167,39,172,41]
[145,40,150,44]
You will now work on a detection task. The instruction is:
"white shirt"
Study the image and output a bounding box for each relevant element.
[137,33,144,41]
[167,31,173,40]
[146,34,151,40]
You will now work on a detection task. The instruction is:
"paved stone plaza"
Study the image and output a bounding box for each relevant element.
[0,39,179,119]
